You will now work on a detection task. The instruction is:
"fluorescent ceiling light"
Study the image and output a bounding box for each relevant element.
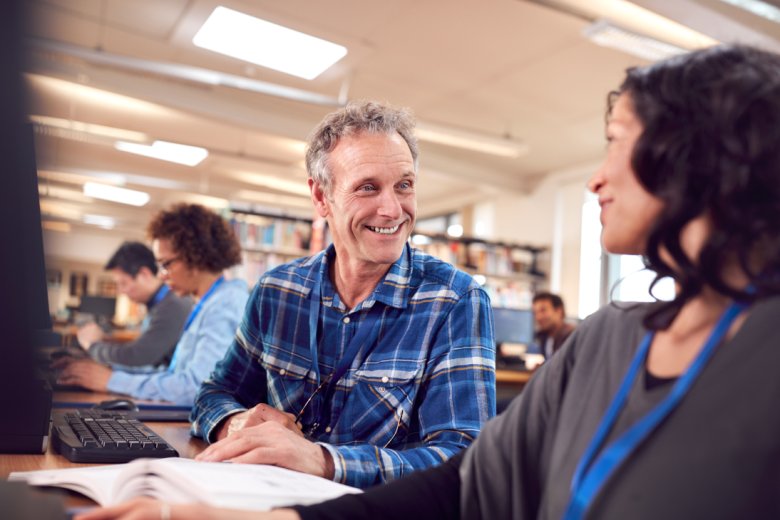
[193,6,347,80]
[583,20,688,61]
[83,182,150,207]
[39,184,92,203]
[30,115,148,142]
[173,193,230,210]
[719,0,780,23]
[235,189,312,209]
[416,122,528,158]
[115,140,209,166]
[231,171,311,197]
[83,214,116,229]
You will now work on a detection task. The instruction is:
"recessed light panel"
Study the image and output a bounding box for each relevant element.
[115,140,208,166]
[193,6,347,80]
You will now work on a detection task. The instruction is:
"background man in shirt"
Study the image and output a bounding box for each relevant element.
[191,100,496,488]
[532,291,575,360]
[77,241,192,367]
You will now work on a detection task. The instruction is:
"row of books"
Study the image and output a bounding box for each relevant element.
[228,216,312,253]
[416,241,537,278]
[230,252,294,286]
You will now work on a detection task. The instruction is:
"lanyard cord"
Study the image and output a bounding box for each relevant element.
[149,283,169,308]
[305,269,382,431]
[167,276,224,373]
[564,300,748,520]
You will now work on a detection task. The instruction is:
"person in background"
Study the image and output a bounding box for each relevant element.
[81,44,780,520]
[531,291,575,360]
[76,241,192,368]
[57,204,248,406]
[188,100,496,489]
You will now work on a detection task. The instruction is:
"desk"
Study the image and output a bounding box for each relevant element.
[496,368,533,386]
[0,391,206,479]
[495,369,534,413]
[54,326,141,348]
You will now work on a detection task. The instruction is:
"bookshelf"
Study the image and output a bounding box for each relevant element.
[225,208,327,285]
[224,208,547,307]
[411,232,548,309]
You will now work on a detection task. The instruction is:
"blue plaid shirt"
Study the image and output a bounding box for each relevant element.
[191,244,496,488]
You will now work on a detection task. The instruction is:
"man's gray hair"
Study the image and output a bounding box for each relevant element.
[305,100,419,195]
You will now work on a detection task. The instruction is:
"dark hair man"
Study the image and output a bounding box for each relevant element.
[77,241,192,367]
[532,292,575,359]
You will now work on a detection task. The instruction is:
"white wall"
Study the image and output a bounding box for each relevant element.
[43,228,128,314]
[472,161,599,317]
[43,228,128,265]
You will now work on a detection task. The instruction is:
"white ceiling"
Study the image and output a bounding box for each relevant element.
[23,0,780,239]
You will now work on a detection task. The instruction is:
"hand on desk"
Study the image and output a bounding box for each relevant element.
[217,403,303,440]
[53,357,112,392]
[197,404,334,480]
[75,497,300,520]
[77,322,105,350]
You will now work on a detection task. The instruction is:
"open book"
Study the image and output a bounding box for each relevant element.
[9,458,361,510]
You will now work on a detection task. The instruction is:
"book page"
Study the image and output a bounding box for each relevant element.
[138,458,362,510]
[11,458,362,510]
[9,464,124,506]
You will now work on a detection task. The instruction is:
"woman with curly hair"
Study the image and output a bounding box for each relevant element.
[58,204,248,406]
[80,44,780,519]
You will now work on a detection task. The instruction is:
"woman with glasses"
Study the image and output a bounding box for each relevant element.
[58,203,248,406]
[79,44,780,519]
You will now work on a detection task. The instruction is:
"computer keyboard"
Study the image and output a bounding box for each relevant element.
[51,410,179,463]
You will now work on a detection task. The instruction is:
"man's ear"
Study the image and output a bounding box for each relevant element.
[136,266,154,280]
[309,178,330,218]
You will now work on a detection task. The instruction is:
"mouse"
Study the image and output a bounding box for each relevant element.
[93,398,139,412]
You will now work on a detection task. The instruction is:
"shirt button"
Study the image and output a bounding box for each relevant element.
[325,426,332,433]
[279,369,286,376]
[381,376,389,384]
[343,317,350,324]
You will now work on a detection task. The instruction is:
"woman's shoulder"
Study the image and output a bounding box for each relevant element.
[580,301,650,329]
[213,278,249,305]
[561,302,651,361]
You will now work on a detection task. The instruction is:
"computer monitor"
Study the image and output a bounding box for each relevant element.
[0,0,55,453]
[78,295,117,325]
[492,307,535,346]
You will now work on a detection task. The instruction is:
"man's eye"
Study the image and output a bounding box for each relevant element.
[359,185,376,192]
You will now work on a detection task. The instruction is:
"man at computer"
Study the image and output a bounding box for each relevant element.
[191,100,496,489]
[531,291,575,360]
[76,241,193,368]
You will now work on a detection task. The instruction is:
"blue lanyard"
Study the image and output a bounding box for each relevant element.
[564,300,748,520]
[149,284,169,308]
[182,276,224,332]
[305,273,382,428]
[167,276,224,372]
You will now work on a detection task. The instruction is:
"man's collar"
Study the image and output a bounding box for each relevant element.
[318,243,413,311]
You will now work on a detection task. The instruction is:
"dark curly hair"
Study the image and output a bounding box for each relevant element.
[613,44,780,329]
[147,203,242,273]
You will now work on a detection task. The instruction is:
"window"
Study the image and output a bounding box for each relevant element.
[578,191,675,319]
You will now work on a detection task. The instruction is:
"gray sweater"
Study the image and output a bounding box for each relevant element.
[461,296,780,519]
[88,285,192,367]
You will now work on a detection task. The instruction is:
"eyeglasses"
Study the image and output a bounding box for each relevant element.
[156,256,180,274]
[294,378,329,438]
[295,377,405,448]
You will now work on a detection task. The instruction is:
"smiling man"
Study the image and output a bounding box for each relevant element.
[191,100,496,488]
